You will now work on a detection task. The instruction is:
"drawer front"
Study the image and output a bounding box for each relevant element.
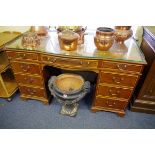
[15,74,43,86]
[11,62,41,75]
[97,85,132,99]
[99,71,139,87]
[95,97,127,109]
[102,61,143,73]
[19,86,46,98]
[7,51,38,61]
[41,55,98,69]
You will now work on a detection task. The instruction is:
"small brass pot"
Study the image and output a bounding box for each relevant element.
[94,27,115,51]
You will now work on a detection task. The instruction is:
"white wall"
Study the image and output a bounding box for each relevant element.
[0,26,30,33]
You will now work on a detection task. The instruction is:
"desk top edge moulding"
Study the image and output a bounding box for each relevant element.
[4,28,147,117]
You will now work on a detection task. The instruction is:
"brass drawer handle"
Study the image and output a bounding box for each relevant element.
[80,61,90,65]
[24,77,34,83]
[20,64,30,72]
[47,57,56,63]
[116,64,127,70]
[27,88,37,95]
[18,53,26,59]
[112,76,124,84]
[109,89,120,96]
[106,101,116,107]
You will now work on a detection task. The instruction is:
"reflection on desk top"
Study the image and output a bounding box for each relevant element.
[5,30,146,64]
[0,31,21,50]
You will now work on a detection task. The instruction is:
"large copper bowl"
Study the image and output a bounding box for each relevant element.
[114,26,133,44]
[94,27,115,51]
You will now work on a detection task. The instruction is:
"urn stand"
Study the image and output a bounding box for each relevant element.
[48,74,90,116]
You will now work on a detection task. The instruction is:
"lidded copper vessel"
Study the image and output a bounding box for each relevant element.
[94,27,115,51]
[114,26,133,44]
[58,30,79,51]
[56,26,86,44]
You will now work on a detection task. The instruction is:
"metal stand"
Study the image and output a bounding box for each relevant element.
[60,102,79,117]
[48,74,90,117]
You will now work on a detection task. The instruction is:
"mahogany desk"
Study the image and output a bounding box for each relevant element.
[5,31,146,116]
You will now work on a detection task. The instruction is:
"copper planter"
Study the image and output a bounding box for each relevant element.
[94,27,115,51]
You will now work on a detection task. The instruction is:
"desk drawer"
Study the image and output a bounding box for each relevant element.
[102,61,143,73]
[97,85,132,99]
[19,86,46,98]
[99,71,138,87]
[41,55,98,69]
[7,51,38,61]
[15,74,43,86]
[11,62,41,75]
[95,97,127,110]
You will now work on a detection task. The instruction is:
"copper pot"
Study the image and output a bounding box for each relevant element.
[56,26,86,44]
[58,30,79,51]
[30,26,48,36]
[94,27,115,51]
[114,26,133,44]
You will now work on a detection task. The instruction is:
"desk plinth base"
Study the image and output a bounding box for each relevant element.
[91,106,125,117]
[20,95,49,105]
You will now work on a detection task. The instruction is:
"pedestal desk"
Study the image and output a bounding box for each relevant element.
[5,30,146,116]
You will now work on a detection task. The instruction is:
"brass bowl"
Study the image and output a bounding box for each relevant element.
[94,27,115,51]
[58,30,79,51]
[114,26,133,44]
